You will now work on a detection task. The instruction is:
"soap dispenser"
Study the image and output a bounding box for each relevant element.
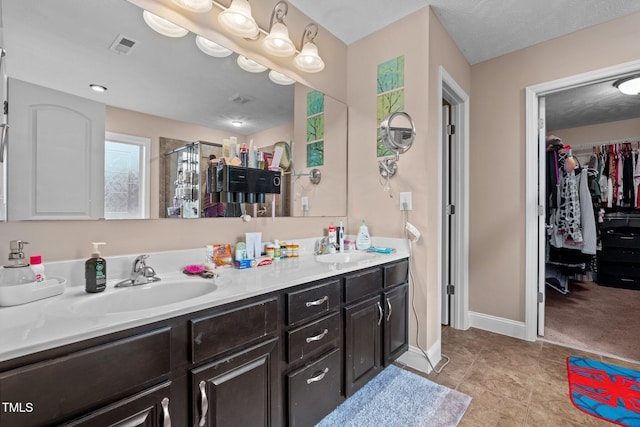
[85,242,107,293]
[0,240,36,286]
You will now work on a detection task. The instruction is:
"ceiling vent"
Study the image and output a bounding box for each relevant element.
[228,93,255,105]
[109,34,138,55]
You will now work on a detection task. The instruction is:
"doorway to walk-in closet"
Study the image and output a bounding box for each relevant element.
[527,62,640,362]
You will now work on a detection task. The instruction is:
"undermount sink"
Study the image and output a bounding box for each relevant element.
[315,251,378,264]
[68,275,223,315]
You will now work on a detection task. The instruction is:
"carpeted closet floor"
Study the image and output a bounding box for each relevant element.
[544,280,640,361]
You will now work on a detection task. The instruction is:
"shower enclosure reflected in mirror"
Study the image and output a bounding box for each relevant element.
[1,0,346,221]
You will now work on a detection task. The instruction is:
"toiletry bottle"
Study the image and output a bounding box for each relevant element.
[240,143,248,167]
[273,240,281,260]
[356,220,371,250]
[85,242,107,293]
[29,255,46,283]
[338,221,345,252]
[328,226,337,247]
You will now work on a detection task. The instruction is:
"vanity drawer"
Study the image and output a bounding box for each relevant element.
[287,348,343,427]
[344,268,383,304]
[287,312,340,363]
[0,328,171,427]
[384,259,409,288]
[190,297,278,364]
[286,280,341,326]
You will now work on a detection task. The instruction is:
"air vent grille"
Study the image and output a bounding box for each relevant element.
[228,93,255,105]
[109,34,137,55]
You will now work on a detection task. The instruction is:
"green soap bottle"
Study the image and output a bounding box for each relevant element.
[85,242,107,293]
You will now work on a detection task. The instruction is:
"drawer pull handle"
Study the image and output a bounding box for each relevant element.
[305,295,328,307]
[386,298,393,322]
[377,301,383,326]
[306,328,329,343]
[198,381,208,427]
[621,278,634,282]
[161,397,171,427]
[620,236,636,240]
[307,367,329,384]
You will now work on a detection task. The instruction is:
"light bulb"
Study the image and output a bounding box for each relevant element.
[142,10,188,38]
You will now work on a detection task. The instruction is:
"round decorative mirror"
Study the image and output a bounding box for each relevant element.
[379,111,416,154]
[378,111,416,178]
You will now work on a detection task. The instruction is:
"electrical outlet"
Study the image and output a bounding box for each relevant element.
[301,196,309,211]
[400,192,412,211]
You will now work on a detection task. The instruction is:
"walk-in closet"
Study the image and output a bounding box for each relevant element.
[542,78,640,361]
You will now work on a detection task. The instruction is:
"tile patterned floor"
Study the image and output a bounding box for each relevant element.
[402,327,640,426]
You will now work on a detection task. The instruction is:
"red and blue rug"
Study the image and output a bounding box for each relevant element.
[567,356,640,426]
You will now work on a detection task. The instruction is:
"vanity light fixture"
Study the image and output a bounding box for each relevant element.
[142,10,189,38]
[614,75,640,95]
[172,0,212,13]
[218,0,259,39]
[268,70,295,85]
[294,24,324,73]
[262,1,295,57]
[237,55,267,73]
[89,84,107,92]
[195,35,233,57]
[231,120,243,127]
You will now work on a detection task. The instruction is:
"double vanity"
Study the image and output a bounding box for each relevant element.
[0,238,409,426]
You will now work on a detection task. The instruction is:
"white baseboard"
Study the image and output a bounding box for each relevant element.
[468,311,527,340]
[396,340,440,374]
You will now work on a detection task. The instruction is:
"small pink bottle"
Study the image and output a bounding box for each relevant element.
[30,255,46,283]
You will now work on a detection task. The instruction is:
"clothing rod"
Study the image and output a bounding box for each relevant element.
[570,137,640,156]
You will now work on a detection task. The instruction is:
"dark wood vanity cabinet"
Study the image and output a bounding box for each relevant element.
[0,258,409,427]
[191,338,280,427]
[189,297,280,427]
[0,328,173,427]
[61,381,173,427]
[344,260,409,397]
[283,279,343,427]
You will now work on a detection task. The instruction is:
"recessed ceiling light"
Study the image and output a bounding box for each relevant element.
[614,75,640,95]
[89,84,107,92]
[231,120,243,127]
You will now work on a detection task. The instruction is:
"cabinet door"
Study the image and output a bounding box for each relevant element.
[0,328,171,427]
[62,381,172,427]
[383,283,409,365]
[287,348,343,427]
[344,295,382,397]
[191,338,279,427]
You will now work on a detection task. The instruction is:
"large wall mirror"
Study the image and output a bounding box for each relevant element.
[1,0,347,221]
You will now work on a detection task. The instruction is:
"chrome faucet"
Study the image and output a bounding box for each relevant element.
[314,237,335,255]
[115,255,161,287]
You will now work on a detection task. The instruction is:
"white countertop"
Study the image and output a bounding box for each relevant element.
[0,238,409,363]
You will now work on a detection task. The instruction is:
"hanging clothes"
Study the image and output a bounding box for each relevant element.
[635,147,640,208]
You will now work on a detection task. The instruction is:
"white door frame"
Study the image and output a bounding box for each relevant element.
[524,59,640,341]
[438,67,470,330]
